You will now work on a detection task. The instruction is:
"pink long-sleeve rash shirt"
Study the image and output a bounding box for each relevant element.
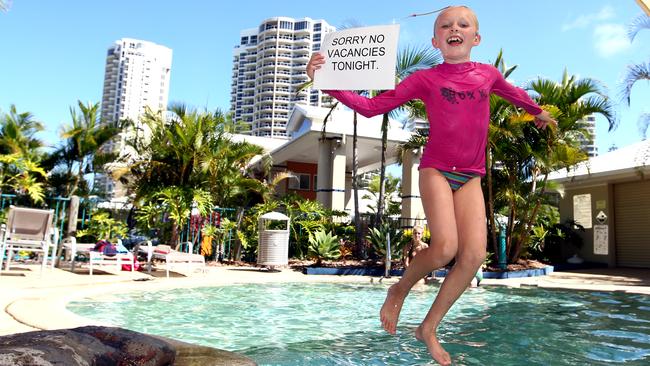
[326,61,543,176]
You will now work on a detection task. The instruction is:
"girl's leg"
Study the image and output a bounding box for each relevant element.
[416,177,487,365]
[380,168,458,334]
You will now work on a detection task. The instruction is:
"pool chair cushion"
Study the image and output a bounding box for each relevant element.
[154,245,172,254]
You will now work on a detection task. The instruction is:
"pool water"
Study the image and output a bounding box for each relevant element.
[67,283,650,365]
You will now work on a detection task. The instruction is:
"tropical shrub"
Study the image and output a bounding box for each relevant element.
[485,51,614,264]
[76,211,128,243]
[542,220,585,263]
[308,230,340,265]
[366,223,404,261]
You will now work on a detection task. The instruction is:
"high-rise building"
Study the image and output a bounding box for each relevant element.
[231,17,336,139]
[578,115,598,157]
[98,38,173,200]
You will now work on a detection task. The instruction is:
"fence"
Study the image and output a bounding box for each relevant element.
[180,207,238,258]
[357,214,428,231]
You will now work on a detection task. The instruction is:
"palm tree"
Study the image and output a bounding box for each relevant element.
[117,104,265,246]
[362,174,402,216]
[0,105,44,158]
[48,101,121,197]
[374,45,441,225]
[0,105,47,203]
[204,139,264,208]
[498,69,615,262]
[485,50,523,257]
[622,14,650,138]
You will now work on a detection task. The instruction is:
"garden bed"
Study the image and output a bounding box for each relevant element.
[296,258,554,278]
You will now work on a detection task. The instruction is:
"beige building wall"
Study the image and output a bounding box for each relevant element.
[558,184,614,266]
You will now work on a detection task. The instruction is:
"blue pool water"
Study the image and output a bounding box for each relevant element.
[67,283,650,365]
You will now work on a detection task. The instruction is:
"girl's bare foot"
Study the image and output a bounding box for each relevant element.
[379,284,407,334]
[415,324,452,366]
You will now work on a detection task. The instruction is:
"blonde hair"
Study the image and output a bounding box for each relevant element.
[433,5,480,34]
[412,225,424,233]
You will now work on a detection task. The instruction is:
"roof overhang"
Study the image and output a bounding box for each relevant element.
[268,104,413,173]
[548,140,650,188]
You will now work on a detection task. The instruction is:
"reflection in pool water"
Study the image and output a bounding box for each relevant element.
[68,283,650,365]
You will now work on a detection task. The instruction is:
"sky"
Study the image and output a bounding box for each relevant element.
[1,0,648,154]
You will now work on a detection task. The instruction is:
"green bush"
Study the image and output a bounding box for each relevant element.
[366,223,404,261]
[76,211,128,243]
[308,230,340,265]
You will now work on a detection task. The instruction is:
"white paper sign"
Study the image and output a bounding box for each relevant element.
[573,194,592,229]
[313,24,400,91]
[593,224,608,255]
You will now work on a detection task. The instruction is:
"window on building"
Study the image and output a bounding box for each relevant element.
[295,21,309,30]
[289,173,311,190]
[314,33,321,42]
[280,21,293,30]
[241,36,248,45]
[314,23,322,31]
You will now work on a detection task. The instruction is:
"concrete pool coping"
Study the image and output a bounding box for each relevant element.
[2,265,650,337]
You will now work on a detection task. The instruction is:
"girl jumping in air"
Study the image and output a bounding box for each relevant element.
[307,5,556,365]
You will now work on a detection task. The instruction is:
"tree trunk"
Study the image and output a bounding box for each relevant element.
[352,112,365,259]
[511,173,549,261]
[486,147,499,258]
[171,222,179,249]
[376,113,389,226]
[506,197,516,262]
[70,159,84,196]
[55,195,80,267]
[232,208,245,261]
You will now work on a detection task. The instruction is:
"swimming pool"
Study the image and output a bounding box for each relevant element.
[67,283,650,365]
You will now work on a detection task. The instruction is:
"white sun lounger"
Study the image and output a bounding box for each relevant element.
[62,237,135,275]
[139,240,206,278]
[0,206,58,276]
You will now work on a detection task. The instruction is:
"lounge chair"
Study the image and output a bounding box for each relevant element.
[62,237,135,275]
[0,205,58,275]
[138,240,206,278]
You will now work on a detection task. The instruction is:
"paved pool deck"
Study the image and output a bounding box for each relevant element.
[1,264,649,337]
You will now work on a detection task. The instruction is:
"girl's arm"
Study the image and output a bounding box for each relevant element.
[325,79,421,118]
[307,52,422,118]
[490,69,542,116]
[490,68,557,129]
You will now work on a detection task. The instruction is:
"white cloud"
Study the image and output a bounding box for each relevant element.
[562,5,615,31]
[593,24,631,57]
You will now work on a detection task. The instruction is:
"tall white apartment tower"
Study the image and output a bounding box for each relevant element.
[98,38,173,200]
[231,17,336,139]
[578,115,598,157]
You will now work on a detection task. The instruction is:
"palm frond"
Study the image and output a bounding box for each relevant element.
[395,45,441,80]
[396,129,428,165]
[627,14,650,41]
[621,62,650,106]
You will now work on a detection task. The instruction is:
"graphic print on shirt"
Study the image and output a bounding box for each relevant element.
[440,87,488,104]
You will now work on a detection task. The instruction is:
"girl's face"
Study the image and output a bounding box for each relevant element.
[432,7,481,63]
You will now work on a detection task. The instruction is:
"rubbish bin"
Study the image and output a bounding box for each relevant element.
[257,211,290,268]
